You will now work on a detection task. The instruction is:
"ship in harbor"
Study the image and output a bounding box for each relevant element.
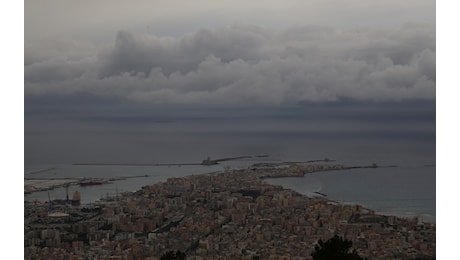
[79,178,106,186]
[201,157,218,165]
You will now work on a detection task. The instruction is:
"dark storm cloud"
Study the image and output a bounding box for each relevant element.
[97,26,269,77]
[24,24,435,105]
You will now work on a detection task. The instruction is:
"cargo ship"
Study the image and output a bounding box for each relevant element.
[79,178,105,186]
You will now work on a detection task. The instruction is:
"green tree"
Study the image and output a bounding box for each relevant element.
[160,250,186,260]
[311,235,362,260]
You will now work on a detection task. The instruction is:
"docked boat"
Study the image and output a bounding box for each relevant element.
[80,179,105,186]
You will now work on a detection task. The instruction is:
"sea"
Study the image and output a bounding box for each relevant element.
[24,100,436,223]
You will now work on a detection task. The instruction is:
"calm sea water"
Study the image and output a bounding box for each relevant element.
[265,166,435,222]
[24,101,436,222]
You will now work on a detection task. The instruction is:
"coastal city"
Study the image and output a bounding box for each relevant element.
[23,0,438,258]
[24,164,436,259]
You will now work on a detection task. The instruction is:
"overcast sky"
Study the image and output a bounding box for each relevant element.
[24,0,436,106]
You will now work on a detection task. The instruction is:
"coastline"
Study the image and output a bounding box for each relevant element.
[23,162,360,195]
[25,163,435,222]
[25,164,435,259]
[24,175,150,194]
[264,165,436,223]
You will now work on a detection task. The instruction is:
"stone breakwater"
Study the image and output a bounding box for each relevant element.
[24,175,149,194]
[24,164,435,259]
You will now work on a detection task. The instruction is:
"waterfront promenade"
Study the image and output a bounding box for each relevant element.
[24,164,435,259]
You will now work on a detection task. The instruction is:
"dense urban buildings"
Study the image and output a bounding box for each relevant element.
[24,164,435,259]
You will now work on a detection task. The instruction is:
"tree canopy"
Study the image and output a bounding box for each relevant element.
[311,235,362,260]
[160,250,186,260]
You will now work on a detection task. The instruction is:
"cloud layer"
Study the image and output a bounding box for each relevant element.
[25,24,435,106]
